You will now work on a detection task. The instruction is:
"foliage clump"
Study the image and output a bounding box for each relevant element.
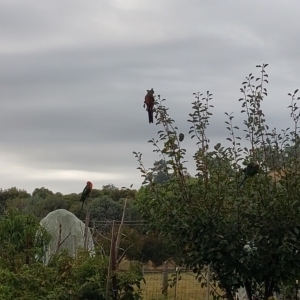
[0,209,144,300]
[135,64,300,300]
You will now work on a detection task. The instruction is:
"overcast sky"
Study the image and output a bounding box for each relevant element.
[0,0,299,194]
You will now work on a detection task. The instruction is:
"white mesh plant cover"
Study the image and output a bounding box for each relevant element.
[236,287,248,300]
[235,287,279,300]
[40,209,95,264]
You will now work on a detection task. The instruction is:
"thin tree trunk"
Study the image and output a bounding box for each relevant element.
[244,280,252,300]
[264,279,275,300]
[115,199,127,261]
[225,287,235,300]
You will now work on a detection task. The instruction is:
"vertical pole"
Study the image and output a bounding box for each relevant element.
[162,261,168,297]
[84,205,90,249]
[106,221,115,299]
[296,279,298,300]
[174,267,179,300]
[111,229,117,300]
[207,264,210,300]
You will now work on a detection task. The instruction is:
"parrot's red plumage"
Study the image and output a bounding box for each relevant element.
[80,181,93,210]
[144,88,155,123]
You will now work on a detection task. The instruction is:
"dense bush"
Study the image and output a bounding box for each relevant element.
[135,65,300,300]
[0,209,144,300]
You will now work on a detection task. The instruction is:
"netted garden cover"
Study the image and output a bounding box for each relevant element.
[40,209,94,264]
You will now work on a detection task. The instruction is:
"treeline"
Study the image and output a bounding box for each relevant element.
[0,184,137,221]
[0,184,173,267]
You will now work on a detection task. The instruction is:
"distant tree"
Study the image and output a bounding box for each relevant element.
[0,187,30,213]
[126,199,142,223]
[89,189,103,199]
[97,226,144,262]
[7,197,36,215]
[33,195,70,219]
[32,187,54,199]
[62,193,79,202]
[100,184,136,202]
[141,235,174,268]
[90,196,130,222]
[153,159,170,184]
[58,193,83,219]
[102,183,118,191]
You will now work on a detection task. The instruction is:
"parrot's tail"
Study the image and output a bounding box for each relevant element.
[238,176,247,189]
[148,108,153,123]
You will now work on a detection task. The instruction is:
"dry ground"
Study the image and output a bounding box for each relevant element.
[141,271,207,300]
[119,259,214,299]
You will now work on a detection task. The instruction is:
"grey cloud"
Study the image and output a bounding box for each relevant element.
[0,0,300,193]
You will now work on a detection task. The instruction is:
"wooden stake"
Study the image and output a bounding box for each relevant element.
[162,261,168,297]
[106,220,115,299]
[207,264,211,300]
[83,204,90,249]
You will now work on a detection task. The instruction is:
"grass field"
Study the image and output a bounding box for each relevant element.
[119,260,213,299]
[140,271,207,300]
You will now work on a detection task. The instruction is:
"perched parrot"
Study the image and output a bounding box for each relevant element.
[238,162,260,189]
[80,181,93,210]
[144,88,155,123]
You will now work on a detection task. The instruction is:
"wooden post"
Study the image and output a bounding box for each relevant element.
[83,205,90,249]
[207,264,211,300]
[106,220,116,300]
[111,227,117,300]
[174,267,179,300]
[162,261,168,297]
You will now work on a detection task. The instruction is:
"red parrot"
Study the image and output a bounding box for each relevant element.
[144,88,155,123]
[80,181,93,210]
